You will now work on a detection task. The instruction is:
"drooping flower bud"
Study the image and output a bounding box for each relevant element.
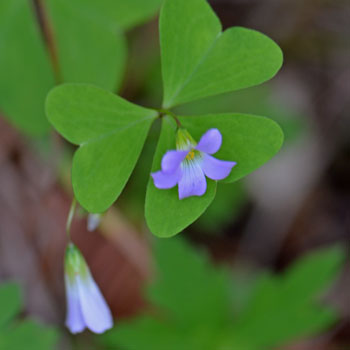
[64,243,113,334]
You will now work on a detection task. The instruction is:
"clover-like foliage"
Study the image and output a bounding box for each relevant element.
[46,0,285,237]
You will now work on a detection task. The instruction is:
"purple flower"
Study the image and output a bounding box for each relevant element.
[151,128,236,199]
[64,243,113,334]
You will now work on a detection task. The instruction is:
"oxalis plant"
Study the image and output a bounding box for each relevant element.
[45,0,283,334]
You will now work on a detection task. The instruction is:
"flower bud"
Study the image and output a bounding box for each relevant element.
[176,128,196,150]
[64,243,113,334]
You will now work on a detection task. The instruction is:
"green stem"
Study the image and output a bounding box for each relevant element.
[66,197,77,241]
[153,108,182,128]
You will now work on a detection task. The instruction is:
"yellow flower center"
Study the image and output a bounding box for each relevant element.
[186,150,195,160]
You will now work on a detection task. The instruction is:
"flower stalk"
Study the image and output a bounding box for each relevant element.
[153,107,182,128]
[66,197,77,241]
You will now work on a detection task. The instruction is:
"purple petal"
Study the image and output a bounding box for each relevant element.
[77,273,113,334]
[151,167,182,189]
[161,150,188,173]
[178,160,207,199]
[202,154,236,180]
[196,129,222,154]
[65,276,86,334]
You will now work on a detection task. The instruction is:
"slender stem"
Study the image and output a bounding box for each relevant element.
[32,0,62,83]
[32,0,65,163]
[66,198,77,241]
[153,108,182,128]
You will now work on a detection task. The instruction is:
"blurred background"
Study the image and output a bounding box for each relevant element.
[0,0,349,349]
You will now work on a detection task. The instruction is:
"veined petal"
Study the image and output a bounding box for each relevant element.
[77,273,113,334]
[161,150,188,173]
[202,154,236,180]
[65,276,86,334]
[196,129,222,154]
[178,159,207,199]
[151,167,182,189]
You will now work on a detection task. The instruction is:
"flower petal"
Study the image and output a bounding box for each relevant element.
[151,166,182,189]
[202,154,236,180]
[178,160,207,199]
[77,273,113,334]
[161,150,188,173]
[65,276,86,334]
[196,129,222,154]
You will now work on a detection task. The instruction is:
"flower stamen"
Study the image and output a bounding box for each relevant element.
[186,150,195,160]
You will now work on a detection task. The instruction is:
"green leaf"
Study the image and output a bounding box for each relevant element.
[54,0,162,32]
[103,315,233,350]
[0,283,58,350]
[145,113,282,237]
[93,0,163,31]
[0,283,21,328]
[47,0,127,91]
[179,113,284,183]
[160,0,283,108]
[0,0,55,135]
[100,240,345,350]
[145,116,217,237]
[101,237,232,350]
[231,245,345,349]
[0,320,58,350]
[46,83,157,212]
[103,316,186,350]
[175,84,306,145]
[111,0,162,30]
[282,245,346,304]
[147,238,231,327]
